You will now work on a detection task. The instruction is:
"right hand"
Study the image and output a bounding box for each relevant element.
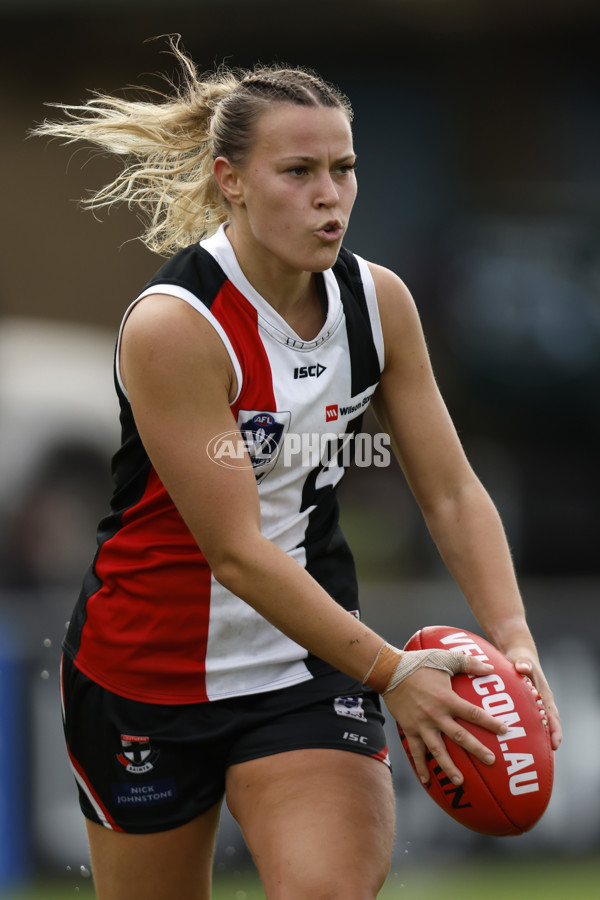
[383,654,508,786]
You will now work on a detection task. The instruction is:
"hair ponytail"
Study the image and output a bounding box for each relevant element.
[32,36,353,256]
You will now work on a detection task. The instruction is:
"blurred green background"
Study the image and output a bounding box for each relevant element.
[4,858,600,900]
[1,1,599,897]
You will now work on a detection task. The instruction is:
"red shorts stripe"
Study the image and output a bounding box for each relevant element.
[65,742,123,832]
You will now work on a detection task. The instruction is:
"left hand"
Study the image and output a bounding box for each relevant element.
[505,645,562,751]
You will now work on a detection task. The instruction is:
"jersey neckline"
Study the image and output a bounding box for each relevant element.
[200,224,345,351]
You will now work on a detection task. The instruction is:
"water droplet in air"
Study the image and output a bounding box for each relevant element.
[80,865,91,878]
[41,670,50,680]
[43,638,52,648]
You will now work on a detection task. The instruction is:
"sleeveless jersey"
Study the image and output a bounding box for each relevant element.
[63,225,385,704]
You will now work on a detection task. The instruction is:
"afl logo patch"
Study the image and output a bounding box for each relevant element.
[237,409,291,483]
[116,735,160,774]
[252,413,276,427]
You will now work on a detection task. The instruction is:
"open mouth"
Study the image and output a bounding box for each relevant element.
[317,221,343,240]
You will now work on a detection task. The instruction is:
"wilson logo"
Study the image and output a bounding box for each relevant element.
[325,405,338,421]
[429,758,473,809]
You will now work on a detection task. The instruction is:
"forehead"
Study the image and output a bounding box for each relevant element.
[250,103,354,159]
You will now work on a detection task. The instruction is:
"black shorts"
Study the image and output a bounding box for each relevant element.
[60,654,391,834]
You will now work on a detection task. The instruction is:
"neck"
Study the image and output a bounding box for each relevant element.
[225,223,324,339]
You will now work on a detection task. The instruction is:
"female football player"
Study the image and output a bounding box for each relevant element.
[33,38,560,900]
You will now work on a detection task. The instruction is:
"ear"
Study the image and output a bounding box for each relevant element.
[213,156,245,206]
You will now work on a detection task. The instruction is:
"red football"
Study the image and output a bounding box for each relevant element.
[397,626,554,836]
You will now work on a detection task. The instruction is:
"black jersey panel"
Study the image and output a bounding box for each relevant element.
[334,249,381,397]
[303,523,360,679]
[300,414,365,678]
[143,244,229,309]
[64,393,154,658]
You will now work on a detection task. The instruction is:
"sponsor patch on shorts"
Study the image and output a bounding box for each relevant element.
[111,776,177,807]
[333,696,367,722]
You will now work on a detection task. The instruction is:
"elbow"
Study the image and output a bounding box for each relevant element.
[421,476,491,526]
[210,555,244,595]
[204,540,260,596]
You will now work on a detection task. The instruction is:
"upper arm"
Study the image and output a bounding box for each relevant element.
[368,262,477,511]
[119,294,262,568]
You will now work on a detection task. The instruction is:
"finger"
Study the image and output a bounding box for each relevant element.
[514,661,562,750]
[530,682,562,751]
[514,658,533,675]
[421,730,467,786]
[440,716,497,769]
[461,655,497,678]
[452,694,509,737]
[543,699,562,750]
[548,709,562,750]
[405,734,431,784]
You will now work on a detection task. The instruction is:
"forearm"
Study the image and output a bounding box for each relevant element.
[423,479,536,655]
[423,478,562,749]
[213,534,385,681]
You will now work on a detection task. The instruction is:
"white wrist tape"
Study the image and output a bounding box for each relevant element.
[363,642,468,695]
[383,647,468,695]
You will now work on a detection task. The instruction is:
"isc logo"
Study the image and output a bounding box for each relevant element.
[293,364,327,379]
[343,732,368,744]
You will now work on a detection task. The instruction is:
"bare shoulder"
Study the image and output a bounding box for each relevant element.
[364,261,425,366]
[122,293,220,361]
[120,293,234,399]
[365,260,413,297]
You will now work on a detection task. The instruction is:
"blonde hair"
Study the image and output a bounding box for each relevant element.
[32,37,353,255]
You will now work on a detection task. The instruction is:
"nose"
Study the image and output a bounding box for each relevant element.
[314,172,339,207]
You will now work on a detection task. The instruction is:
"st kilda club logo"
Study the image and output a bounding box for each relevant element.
[116,734,160,774]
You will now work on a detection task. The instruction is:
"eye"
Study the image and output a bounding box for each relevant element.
[336,163,356,176]
[287,166,309,177]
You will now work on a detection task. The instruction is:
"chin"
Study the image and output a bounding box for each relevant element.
[306,245,342,273]
[276,238,341,275]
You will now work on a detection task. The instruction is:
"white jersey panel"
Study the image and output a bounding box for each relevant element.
[200,227,384,699]
[204,576,310,700]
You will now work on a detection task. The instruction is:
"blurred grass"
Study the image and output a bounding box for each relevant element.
[3,856,600,899]
[381,856,600,899]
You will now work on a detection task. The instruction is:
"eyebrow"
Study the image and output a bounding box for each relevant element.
[280,154,357,164]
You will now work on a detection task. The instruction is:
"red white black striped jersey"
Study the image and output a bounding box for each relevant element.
[64,225,385,704]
